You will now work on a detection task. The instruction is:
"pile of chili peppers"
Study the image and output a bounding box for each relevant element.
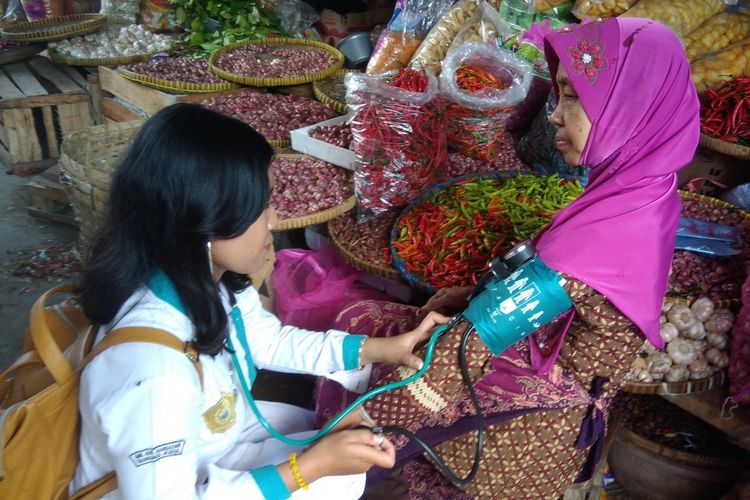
[700,76,750,145]
[445,64,513,162]
[392,175,583,289]
[349,67,447,220]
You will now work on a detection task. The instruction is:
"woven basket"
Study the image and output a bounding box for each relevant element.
[0,43,46,65]
[699,133,750,160]
[272,153,355,231]
[117,66,240,94]
[312,69,359,114]
[48,48,162,67]
[327,216,401,281]
[59,121,144,248]
[621,370,726,395]
[209,38,344,87]
[0,13,107,42]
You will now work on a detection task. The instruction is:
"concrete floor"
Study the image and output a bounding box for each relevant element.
[0,170,78,369]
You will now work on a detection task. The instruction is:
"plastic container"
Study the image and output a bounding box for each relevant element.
[336,32,372,69]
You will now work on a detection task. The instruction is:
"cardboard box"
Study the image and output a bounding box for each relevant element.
[677,147,750,197]
[290,115,356,171]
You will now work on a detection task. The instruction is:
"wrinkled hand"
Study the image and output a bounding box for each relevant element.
[360,311,449,370]
[421,286,472,314]
[298,428,395,480]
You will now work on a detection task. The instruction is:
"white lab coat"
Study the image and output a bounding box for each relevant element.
[70,282,371,499]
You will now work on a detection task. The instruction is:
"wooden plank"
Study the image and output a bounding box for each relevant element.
[5,62,48,96]
[1,142,56,173]
[662,388,750,452]
[0,92,88,110]
[57,64,90,90]
[0,70,24,100]
[40,105,58,158]
[57,102,93,136]
[0,116,8,147]
[27,206,77,225]
[28,57,83,95]
[26,177,70,204]
[174,86,261,104]
[5,108,42,164]
[87,73,104,125]
[0,140,11,171]
[99,66,174,115]
[101,97,144,122]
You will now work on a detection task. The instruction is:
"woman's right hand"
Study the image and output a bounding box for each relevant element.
[293,428,395,485]
[421,286,472,314]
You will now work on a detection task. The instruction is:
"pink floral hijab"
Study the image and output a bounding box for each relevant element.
[534,18,700,349]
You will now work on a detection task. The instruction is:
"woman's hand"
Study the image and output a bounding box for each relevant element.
[359,311,449,370]
[291,429,395,485]
[421,286,472,314]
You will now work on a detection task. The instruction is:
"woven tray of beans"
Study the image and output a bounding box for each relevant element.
[391,172,583,293]
[209,38,344,87]
[668,191,750,308]
[272,154,355,231]
[201,91,338,148]
[327,211,400,280]
[119,55,240,93]
[312,69,359,114]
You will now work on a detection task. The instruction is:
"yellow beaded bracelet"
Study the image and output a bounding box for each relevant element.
[288,452,309,491]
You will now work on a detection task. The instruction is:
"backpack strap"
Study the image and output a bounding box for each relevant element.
[69,327,203,499]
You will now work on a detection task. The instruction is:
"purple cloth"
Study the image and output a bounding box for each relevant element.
[535,18,700,349]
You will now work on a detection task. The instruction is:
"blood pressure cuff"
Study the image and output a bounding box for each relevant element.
[462,256,572,355]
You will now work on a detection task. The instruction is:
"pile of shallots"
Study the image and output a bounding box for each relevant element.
[271,156,352,219]
[627,297,732,384]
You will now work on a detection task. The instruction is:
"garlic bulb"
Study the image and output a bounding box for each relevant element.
[660,314,668,325]
[690,297,715,322]
[662,300,675,314]
[660,322,679,343]
[690,366,713,380]
[648,352,673,375]
[704,309,734,334]
[665,365,690,382]
[689,339,708,354]
[632,356,648,371]
[683,321,707,340]
[707,332,728,350]
[688,356,708,372]
[667,338,697,365]
[667,304,696,331]
[705,348,729,369]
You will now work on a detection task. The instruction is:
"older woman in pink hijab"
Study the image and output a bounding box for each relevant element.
[316,17,699,498]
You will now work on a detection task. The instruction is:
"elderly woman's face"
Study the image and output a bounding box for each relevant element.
[549,65,592,167]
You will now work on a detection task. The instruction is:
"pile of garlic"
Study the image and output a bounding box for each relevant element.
[627,297,732,384]
[49,24,172,60]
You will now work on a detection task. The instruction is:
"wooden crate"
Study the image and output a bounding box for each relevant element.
[0,57,94,174]
[26,175,77,226]
[98,66,259,119]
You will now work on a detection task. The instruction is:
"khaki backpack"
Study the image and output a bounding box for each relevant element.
[0,285,202,499]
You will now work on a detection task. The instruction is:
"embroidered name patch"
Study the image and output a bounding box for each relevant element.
[130,440,185,467]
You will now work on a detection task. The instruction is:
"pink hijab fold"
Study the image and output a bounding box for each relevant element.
[534,18,700,350]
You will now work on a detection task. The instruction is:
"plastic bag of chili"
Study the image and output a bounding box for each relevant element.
[346,68,448,222]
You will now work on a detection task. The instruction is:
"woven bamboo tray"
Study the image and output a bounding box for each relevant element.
[48,47,162,67]
[699,133,750,160]
[327,213,401,281]
[621,370,726,395]
[0,13,107,42]
[209,38,344,87]
[117,66,240,94]
[59,120,144,248]
[272,154,355,231]
[312,69,359,114]
[0,43,46,65]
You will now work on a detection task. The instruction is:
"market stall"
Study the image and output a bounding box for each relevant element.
[0,0,749,498]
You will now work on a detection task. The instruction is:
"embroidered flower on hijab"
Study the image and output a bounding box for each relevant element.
[566,36,609,84]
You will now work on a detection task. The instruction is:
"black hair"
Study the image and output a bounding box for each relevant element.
[77,103,274,355]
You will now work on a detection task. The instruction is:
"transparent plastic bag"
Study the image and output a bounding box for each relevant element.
[498,0,573,34]
[274,0,319,34]
[408,0,483,75]
[440,42,533,160]
[685,11,750,62]
[691,39,750,92]
[367,0,453,74]
[721,182,750,211]
[446,1,511,55]
[620,0,725,37]
[346,69,447,220]
[2,0,26,23]
[571,0,636,19]
[100,0,139,24]
[20,0,61,20]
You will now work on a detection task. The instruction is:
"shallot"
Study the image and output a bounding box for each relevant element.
[309,123,353,149]
[271,156,352,219]
[123,56,224,84]
[215,44,336,79]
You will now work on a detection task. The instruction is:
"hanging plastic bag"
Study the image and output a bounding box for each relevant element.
[100,0,139,25]
[2,0,26,23]
[271,245,392,332]
[367,0,454,74]
[347,68,447,221]
[440,42,532,160]
[445,1,510,55]
[498,0,574,35]
[408,0,483,75]
[571,0,637,19]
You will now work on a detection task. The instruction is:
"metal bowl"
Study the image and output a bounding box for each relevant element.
[336,32,371,69]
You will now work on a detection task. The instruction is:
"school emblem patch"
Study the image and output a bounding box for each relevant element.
[202,392,236,433]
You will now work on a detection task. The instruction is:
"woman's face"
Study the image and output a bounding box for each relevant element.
[549,65,592,167]
[209,170,278,281]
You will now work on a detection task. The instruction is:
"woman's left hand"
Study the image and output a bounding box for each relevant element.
[359,311,449,370]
